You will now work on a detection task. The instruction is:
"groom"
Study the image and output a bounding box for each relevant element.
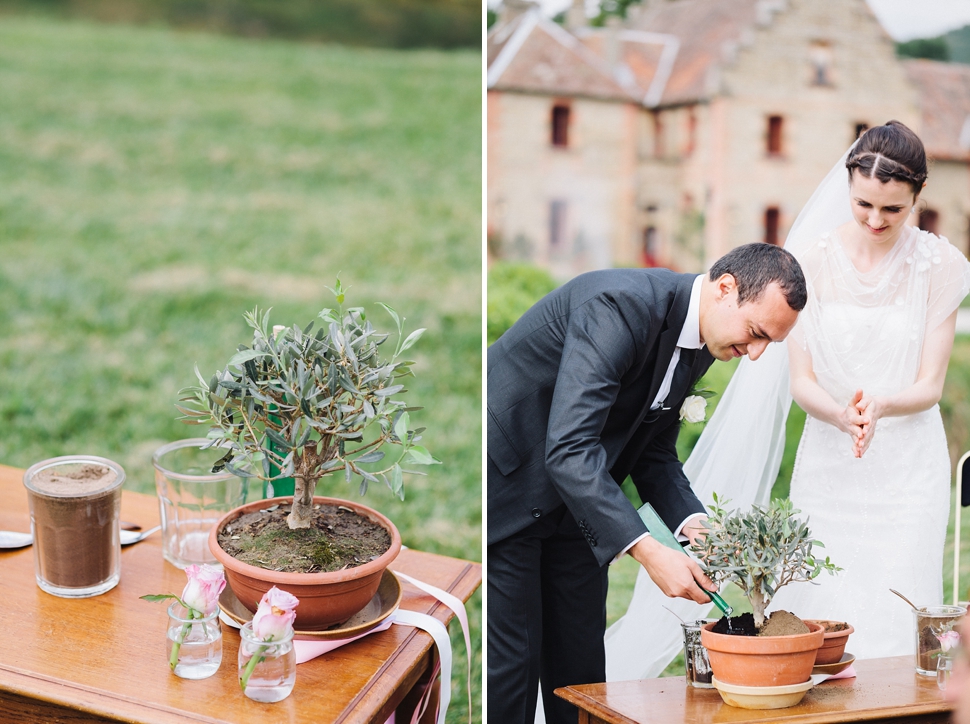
[487,243,807,724]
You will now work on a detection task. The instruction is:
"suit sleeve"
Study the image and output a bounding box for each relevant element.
[544,294,649,566]
[629,413,706,535]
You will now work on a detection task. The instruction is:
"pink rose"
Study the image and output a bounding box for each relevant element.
[251,586,299,641]
[180,564,226,616]
[938,630,961,653]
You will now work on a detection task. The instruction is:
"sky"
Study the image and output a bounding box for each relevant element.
[488,0,970,42]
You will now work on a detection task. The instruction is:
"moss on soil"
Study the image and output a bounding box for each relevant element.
[217,502,391,574]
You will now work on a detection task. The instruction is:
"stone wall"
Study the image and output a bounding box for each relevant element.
[487,89,638,279]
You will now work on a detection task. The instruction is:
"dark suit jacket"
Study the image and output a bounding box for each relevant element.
[487,268,715,567]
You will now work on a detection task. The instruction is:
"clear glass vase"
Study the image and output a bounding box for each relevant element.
[238,622,296,702]
[166,602,223,679]
[938,652,954,691]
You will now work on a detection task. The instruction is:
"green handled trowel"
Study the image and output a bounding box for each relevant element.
[637,502,733,618]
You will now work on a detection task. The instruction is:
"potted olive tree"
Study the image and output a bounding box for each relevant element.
[693,494,840,691]
[179,280,438,628]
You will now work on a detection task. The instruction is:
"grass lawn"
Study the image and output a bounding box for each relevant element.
[0,15,481,721]
[610,336,970,680]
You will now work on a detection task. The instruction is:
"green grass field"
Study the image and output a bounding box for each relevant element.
[0,15,481,721]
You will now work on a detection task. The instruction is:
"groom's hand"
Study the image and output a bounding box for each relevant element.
[629,536,715,604]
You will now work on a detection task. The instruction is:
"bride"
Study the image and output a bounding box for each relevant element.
[605,121,970,678]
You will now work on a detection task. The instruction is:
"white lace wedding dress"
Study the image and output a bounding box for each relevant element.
[767,224,967,658]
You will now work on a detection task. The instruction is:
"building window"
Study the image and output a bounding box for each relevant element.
[652,110,664,158]
[642,226,659,267]
[550,200,568,248]
[764,207,780,245]
[685,106,697,156]
[551,104,570,147]
[809,41,833,86]
[767,116,783,156]
[855,122,869,139]
[919,208,939,235]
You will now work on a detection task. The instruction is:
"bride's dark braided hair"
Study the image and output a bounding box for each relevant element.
[845,120,927,195]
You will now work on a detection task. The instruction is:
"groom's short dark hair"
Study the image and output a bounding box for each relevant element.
[709,243,807,311]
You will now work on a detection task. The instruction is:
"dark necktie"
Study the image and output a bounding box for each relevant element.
[642,348,698,425]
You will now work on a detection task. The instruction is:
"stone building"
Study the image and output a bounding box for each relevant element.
[487,0,970,276]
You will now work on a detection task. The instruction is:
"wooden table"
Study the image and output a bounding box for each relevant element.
[0,463,481,724]
[556,656,954,724]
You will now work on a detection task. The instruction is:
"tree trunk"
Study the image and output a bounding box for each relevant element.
[287,473,316,529]
[750,587,766,630]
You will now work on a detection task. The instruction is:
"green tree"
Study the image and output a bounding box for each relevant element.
[896,37,950,61]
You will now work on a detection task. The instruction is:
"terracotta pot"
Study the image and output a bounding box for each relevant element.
[700,621,824,687]
[804,620,854,665]
[208,496,401,629]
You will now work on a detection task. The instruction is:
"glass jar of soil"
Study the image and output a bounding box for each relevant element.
[681,619,716,688]
[914,605,965,676]
[23,456,125,598]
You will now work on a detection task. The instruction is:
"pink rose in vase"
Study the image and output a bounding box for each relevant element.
[240,586,300,692]
[141,564,227,672]
[181,564,227,616]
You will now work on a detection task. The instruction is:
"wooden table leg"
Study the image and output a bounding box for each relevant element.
[395,650,441,724]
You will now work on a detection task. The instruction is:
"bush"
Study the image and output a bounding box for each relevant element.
[487,262,557,345]
[0,0,481,49]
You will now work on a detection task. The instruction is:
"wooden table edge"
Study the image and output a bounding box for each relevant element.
[554,682,954,724]
[0,664,228,724]
[554,686,638,724]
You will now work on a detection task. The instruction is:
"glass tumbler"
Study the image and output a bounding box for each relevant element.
[153,439,249,569]
[914,605,966,676]
[238,622,296,702]
[23,455,125,598]
[681,619,714,688]
[166,602,222,679]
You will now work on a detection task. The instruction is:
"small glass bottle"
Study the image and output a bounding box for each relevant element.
[238,622,296,702]
[166,602,223,679]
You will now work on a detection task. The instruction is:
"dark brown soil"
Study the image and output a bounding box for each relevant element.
[918,623,941,672]
[711,611,810,637]
[820,621,850,633]
[712,612,757,636]
[216,502,391,574]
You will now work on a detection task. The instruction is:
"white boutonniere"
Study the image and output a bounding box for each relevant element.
[680,386,716,423]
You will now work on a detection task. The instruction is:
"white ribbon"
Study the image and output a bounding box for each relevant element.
[393,609,452,724]
[392,570,473,724]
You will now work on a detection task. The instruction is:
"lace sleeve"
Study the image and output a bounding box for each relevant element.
[924,232,970,333]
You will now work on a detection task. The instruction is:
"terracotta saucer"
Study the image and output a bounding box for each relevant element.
[812,652,855,676]
[712,677,814,710]
[218,568,402,641]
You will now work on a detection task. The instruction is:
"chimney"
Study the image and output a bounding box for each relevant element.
[566,0,586,31]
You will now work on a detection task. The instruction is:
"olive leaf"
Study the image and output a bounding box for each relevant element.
[176,278,435,527]
[690,494,842,629]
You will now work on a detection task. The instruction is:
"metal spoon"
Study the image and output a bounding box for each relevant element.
[890,588,919,610]
[0,525,160,550]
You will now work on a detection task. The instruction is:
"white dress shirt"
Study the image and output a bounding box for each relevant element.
[614,274,706,563]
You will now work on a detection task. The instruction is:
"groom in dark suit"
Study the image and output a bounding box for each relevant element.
[487,243,807,723]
